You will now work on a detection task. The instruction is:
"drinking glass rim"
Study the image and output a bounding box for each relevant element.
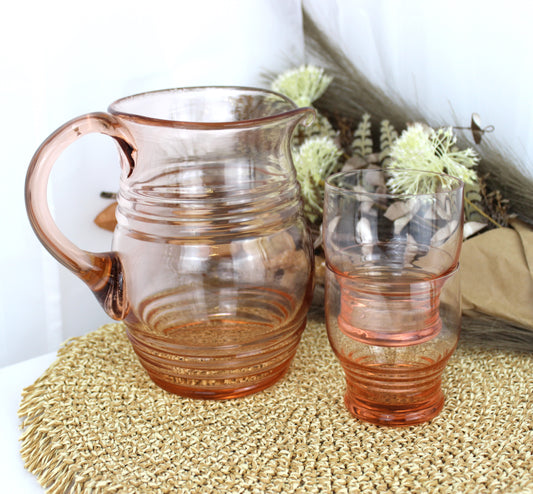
[108,86,314,130]
[325,169,464,198]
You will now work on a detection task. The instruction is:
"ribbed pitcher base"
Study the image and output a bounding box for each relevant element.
[126,317,306,399]
[147,359,294,400]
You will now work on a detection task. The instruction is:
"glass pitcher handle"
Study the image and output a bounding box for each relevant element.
[25,112,135,320]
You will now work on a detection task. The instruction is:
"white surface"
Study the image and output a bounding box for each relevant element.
[0,352,57,493]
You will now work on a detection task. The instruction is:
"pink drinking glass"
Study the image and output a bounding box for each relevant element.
[323,169,464,426]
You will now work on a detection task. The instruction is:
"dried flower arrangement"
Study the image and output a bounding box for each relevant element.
[260,8,533,351]
[300,8,533,225]
[270,65,486,235]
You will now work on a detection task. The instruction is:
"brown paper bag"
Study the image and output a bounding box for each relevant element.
[460,219,533,331]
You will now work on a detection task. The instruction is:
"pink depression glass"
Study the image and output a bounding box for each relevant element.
[323,169,464,426]
[25,87,315,399]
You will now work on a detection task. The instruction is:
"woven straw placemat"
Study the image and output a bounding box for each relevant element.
[19,318,533,493]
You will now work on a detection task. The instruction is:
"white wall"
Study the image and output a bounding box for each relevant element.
[304,0,533,169]
[2,0,532,366]
[0,0,304,366]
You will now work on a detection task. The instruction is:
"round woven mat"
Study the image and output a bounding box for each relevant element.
[19,318,533,493]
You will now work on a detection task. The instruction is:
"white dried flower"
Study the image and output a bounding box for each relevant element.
[293,136,341,222]
[272,65,333,108]
[294,136,341,184]
[387,124,479,194]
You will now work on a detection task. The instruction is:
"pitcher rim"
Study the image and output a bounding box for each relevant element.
[108,86,314,129]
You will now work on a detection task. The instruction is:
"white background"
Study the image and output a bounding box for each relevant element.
[1,0,533,367]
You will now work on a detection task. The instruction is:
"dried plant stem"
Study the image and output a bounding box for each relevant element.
[464,196,502,228]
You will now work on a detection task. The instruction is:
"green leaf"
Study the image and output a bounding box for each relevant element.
[379,119,398,164]
[352,113,373,157]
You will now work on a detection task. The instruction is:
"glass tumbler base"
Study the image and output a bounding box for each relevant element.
[344,391,445,427]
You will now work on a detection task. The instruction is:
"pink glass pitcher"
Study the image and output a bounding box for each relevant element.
[25,87,315,399]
